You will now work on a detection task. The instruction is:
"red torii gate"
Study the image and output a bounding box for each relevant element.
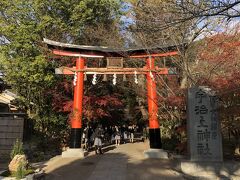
[43,38,179,156]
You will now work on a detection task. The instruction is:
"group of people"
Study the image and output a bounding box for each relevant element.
[82,124,137,155]
[114,125,135,145]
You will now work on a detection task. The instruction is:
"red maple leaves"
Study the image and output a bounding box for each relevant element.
[198,33,240,89]
[53,89,123,121]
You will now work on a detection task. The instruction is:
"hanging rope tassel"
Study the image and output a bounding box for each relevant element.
[102,74,107,81]
[123,74,127,81]
[84,73,87,81]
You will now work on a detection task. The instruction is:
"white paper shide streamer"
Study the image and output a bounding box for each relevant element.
[73,72,77,86]
[92,73,97,85]
[150,71,154,81]
[113,73,117,85]
[134,71,138,84]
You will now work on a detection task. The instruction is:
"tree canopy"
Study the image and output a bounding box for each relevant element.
[0,0,124,145]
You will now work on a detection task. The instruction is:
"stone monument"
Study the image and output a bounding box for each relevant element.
[181,87,224,178]
[187,86,223,161]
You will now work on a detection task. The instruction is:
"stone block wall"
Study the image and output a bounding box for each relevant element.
[0,115,24,162]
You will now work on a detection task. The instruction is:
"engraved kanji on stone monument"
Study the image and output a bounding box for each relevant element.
[187,87,223,161]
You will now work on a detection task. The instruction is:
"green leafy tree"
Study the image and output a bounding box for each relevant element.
[0,0,123,149]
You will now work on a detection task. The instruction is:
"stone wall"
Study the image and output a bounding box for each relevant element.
[0,115,24,162]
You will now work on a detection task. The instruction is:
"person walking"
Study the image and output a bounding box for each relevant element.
[122,125,128,144]
[129,126,134,143]
[115,126,121,146]
[82,126,87,151]
[83,125,93,151]
[93,125,104,154]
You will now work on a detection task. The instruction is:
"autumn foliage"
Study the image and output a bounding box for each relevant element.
[153,32,240,153]
[50,77,124,124]
[195,32,240,154]
[198,33,240,76]
[197,33,240,116]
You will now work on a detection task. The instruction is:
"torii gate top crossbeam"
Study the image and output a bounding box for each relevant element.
[43,38,183,58]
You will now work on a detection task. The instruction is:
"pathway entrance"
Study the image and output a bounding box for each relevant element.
[43,38,180,154]
[44,141,183,180]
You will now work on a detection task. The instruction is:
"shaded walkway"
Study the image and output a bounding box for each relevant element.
[43,141,183,180]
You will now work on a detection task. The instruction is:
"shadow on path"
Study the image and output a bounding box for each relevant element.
[44,144,183,180]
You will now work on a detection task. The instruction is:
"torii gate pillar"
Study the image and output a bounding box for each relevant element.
[146,57,162,149]
[62,57,85,158]
[70,57,85,148]
[144,57,168,158]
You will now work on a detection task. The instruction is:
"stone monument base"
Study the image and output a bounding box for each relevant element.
[181,161,240,179]
[144,149,168,159]
[62,148,84,158]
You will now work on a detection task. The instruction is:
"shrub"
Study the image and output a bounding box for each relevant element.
[10,139,24,159]
[15,162,25,180]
